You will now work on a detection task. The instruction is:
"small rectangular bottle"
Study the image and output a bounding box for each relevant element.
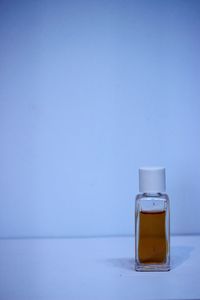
[135,167,170,271]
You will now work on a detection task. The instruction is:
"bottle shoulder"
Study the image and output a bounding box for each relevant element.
[135,193,170,212]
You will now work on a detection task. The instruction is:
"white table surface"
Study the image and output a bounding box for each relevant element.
[0,236,199,300]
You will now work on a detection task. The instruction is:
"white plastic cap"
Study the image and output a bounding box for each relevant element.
[139,167,166,193]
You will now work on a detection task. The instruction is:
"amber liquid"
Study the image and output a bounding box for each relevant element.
[138,210,167,264]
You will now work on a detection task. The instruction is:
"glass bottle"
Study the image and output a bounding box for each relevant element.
[135,167,170,271]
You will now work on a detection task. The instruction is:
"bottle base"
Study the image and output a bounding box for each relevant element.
[135,261,170,272]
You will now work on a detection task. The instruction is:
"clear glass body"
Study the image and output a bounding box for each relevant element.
[135,192,170,271]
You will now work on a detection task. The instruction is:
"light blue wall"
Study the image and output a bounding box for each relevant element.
[0,0,200,237]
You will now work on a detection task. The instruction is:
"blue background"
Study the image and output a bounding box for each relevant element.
[0,0,200,237]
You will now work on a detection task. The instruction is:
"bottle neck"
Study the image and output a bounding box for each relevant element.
[142,192,163,197]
